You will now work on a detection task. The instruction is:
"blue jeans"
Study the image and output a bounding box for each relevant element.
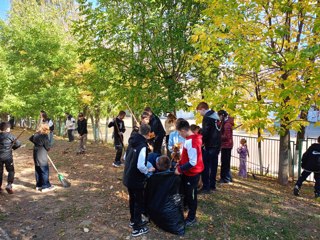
[48,132,54,147]
[201,147,220,190]
[35,165,51,189]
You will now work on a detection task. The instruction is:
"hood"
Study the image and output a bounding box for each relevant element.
[225,116,235,126]
[205,110,220,120]
[128,133,147,148]
[310,143,320,152]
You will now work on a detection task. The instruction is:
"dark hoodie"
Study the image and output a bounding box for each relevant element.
[123,133,148,189]
[221,116,235,149]
[0,132,21,161]
[202,110,221,148]
[301,143,320,172]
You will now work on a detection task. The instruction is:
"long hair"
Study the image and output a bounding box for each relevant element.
[167,113,177,124]
[37,123,50,135]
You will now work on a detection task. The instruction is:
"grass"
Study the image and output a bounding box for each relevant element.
[185,175,320,240]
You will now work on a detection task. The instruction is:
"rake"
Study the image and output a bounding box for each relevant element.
[47,155,71,188]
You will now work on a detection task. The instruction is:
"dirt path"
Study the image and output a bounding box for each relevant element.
[0,129,319,240]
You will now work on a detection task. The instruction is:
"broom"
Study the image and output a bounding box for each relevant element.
[47,155,71,188]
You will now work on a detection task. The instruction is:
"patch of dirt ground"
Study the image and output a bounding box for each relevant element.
[0,129,319,240]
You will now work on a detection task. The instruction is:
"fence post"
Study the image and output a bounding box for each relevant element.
[298,140,303,177]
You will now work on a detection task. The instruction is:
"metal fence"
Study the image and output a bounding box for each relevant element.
[231,135,318,181]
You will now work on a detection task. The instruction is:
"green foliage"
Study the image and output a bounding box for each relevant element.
[0,0,79,119]
[74,0,203,114]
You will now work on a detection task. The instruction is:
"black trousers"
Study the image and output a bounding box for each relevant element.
[153,135,164,154]
[296,171,320,193]
[182,174,200,221]
[67,129,74,142]
[220,148,233,182]
[0,159,15,187]
[114,136,123,164]
[128,187,145,230]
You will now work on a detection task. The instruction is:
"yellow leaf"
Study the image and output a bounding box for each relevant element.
[191,35,199,43]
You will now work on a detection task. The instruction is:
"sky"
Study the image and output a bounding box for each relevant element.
[0,0,10,20]
[0,0,98,20]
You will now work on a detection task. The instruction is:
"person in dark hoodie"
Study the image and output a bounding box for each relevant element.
[0,122,21,194]
[175,119,204,227]
[196,102,221,194]
[144,107,166,154]
[123,124,155,237]
[293,136,320,199]
[218,110,234,183]
[29,123,55,192]
[108,110,126,167]
[77,113,88,154]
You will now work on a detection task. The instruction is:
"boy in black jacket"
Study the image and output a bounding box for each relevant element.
[144,107,165,154]
[123,124,155,237]
[196,102,221,193]
[77,113,88,154]
[294,136,320,199]
[108,110,126,167]
[0,122,21,194]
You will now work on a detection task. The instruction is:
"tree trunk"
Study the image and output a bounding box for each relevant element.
[278,126,290,185]
[105,118,109,143]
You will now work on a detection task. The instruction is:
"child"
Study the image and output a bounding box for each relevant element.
[156,155,171,172]
[123,124,155,237]
[190,124,201,134]
[0,122,21,194]
[40,111,54,147]
[294,136,320,199]
[65,113,76,142]
[108,110,126,167]
[29,123,55,192]
[175,119,204,227]
[237,138,249,178]
[77,113,88,154]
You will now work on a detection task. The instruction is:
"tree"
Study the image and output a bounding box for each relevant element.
[74,0,203,114]
[0,0,80,121]
[192,0,320,185]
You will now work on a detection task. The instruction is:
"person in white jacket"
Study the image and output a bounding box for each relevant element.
[65,113,76,142]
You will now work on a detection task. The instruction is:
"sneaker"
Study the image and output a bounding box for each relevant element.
[293,185,300,196]
[35,187,42,191]
[5,184,13,194]
[42,185,55,193]
[129,219,148,228]
[185,218,196,227]
[112,162,121,168]
[131,226,149,237]
[315,192,320,199]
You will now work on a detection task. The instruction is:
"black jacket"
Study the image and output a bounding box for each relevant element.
[0,132,21,161]
[202,110,221,149]
[29,133,50,166]
[149,113,166,140]
[108,117,126,143]
[123,133,148,189]
[77,119,88,136]
[301,143,320,172]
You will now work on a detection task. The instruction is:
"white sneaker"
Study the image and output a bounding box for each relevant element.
[35,187,42,191]
[42,185,55,193]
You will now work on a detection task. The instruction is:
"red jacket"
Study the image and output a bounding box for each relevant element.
[177,133,204,176]
[221,117,234,149]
